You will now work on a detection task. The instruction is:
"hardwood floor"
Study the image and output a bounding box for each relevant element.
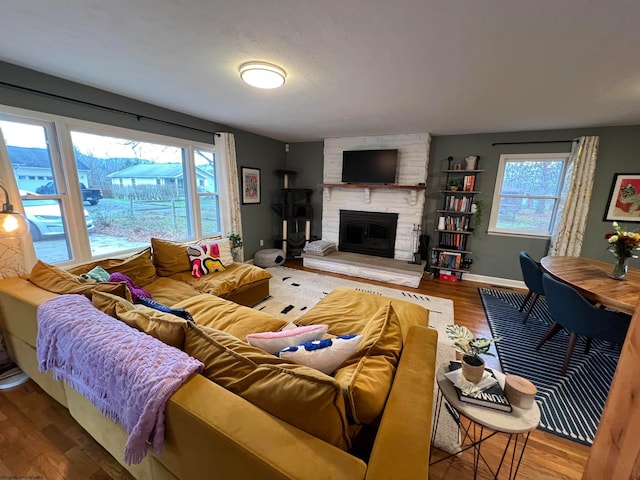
[0,263,589,479]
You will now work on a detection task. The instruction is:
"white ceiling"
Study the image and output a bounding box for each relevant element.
[2,1,640,142]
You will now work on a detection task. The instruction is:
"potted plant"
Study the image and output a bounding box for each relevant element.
[227,231,243,262]
[446,325,500,384]
[470,200,484,232]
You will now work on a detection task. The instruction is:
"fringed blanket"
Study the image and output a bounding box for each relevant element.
[37,294,203,464]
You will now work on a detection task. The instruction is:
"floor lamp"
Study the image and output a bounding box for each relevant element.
[0,183,30,390]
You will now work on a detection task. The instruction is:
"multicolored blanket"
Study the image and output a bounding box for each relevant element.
[37,294,203,464]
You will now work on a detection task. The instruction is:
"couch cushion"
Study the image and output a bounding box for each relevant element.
[294,288,428,341]
[30,260,132,301]
[183,323,350,450]
[173,294,287,340]
[91,291,188,349]
[143,277,203,305]
[168,263,271,298]
[333,302,403,424]
[151,237,234,277]
[68,247,157,287]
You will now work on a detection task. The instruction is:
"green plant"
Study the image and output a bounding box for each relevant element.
[446,325,499,359]
[471,199,484,231]
[227,231,243,249]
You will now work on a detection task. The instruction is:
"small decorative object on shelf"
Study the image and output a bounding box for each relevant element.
[465,155,480,170]
[446,325,500,384]
[604,221,640,280]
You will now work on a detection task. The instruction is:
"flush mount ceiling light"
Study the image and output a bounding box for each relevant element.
[239,62,286,89]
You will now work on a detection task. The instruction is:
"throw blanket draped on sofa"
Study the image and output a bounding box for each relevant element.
[36,294,203,464]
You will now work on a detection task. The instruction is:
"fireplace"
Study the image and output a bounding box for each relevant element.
[339,210,398,258]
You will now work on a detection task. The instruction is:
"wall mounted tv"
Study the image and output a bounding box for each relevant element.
[341,149,398,184]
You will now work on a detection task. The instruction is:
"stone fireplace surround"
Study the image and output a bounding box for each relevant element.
[321,133,430,262]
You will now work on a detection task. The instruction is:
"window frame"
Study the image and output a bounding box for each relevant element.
[0,104,227,267]
[488,152,569,238]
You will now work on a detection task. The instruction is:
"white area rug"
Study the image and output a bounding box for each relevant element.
[256,266,459,453]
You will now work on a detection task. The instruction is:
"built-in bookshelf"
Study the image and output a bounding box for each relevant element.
[430,157,483,281]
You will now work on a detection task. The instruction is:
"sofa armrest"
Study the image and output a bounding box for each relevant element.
[159,374,367,480]
[366,325,438,480]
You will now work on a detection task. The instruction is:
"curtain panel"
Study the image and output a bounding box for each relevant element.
[548,136,599,256]
[217,132,244,262]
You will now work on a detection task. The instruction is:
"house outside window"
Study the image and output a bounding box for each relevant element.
[488,153,568,237]
[0,107,227,266]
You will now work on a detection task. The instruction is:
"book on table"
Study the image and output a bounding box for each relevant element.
[448,361,512,413]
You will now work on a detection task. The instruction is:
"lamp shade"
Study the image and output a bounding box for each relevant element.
[0,184,29,238]
[239,62,286,89]
[0,212,28,238]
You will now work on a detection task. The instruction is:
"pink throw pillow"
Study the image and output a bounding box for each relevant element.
[246,324,329,354]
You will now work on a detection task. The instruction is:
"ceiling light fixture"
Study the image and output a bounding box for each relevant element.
[0,184,28,238]
[239,62,286,89]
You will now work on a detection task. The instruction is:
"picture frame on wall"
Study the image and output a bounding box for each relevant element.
[241,167,261,204]
[604,173,640,222]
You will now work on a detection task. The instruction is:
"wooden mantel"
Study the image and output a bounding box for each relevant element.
[319,183,426,205]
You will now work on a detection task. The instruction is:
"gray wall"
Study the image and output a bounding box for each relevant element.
[287,126,640,281]
[0,61,286,260]
[426,126,640,280]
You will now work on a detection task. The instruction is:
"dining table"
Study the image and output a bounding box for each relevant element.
[540,256,640,315]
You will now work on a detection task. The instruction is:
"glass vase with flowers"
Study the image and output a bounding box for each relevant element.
[604,222,640,280]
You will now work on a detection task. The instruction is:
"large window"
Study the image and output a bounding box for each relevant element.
[488,153,568,237]
[0,108,225,265]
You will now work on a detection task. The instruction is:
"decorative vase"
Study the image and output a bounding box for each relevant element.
[461,354,485,384]
[610,255,630,280]
[465,155,478,171]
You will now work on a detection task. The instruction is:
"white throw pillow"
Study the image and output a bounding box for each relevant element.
[246,324,328,354]
[278,335,363,375]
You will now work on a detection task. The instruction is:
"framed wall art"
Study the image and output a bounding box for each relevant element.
[241,167,261,204]
[603,173,640,222]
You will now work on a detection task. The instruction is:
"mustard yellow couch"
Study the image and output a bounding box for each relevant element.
[0,250,438,480]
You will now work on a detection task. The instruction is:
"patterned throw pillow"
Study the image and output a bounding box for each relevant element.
[80,266,110,282]
[279,335,363,375]
[187,243,226,278]
[247,324,329,354]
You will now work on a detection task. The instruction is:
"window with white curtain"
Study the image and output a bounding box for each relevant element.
[0,107,227,266]
[488,153,568,237]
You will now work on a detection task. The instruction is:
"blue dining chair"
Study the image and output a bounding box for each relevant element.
[537,273,631,375]
[519,251,545,323]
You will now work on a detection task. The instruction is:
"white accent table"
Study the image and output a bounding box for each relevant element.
[430,365,540,479]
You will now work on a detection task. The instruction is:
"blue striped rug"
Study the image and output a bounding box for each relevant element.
[478,288,621,446]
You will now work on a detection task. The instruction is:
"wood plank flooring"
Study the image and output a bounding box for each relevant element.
[0,262,589,479]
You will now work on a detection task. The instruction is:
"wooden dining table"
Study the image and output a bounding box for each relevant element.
[540,256,640,315]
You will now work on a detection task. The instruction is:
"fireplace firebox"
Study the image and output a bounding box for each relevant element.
[339,210,398,258]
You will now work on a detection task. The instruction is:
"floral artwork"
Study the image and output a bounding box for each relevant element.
[604,174,640,222]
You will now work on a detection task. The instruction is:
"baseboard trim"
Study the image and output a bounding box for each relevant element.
[463,273,526,289]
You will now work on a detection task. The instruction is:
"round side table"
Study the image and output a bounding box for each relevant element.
[430,365,540,479]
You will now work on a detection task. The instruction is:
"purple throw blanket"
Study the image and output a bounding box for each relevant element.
[37,294,203,464]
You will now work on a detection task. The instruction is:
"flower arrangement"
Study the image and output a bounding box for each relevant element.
[604,222,640,259]
[446,325,500,359]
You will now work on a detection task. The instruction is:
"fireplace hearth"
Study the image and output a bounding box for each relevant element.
[339,210,398,258]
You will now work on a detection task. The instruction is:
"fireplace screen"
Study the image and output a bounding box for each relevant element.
[339,210,398,258]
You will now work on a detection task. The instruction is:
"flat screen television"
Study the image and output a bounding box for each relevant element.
[341,149,398,184]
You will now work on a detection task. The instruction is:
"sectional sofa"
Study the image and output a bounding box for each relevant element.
[0,237,438,479]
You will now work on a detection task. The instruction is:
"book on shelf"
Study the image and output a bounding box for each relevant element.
[448,361,512,412]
